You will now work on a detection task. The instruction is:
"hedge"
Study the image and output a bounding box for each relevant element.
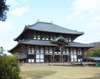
[0,55,20,79]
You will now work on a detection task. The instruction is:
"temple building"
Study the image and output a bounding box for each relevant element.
[9,22,93,63]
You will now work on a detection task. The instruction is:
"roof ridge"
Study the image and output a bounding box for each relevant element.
[28,21,53,27]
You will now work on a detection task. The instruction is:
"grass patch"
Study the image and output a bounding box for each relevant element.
[82,73,100,79]
[20,64,100,79]
[21,70,56,79]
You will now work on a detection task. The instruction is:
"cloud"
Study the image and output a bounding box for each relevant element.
[72,0,99,12]
[11,6,30,16]
[0,21,13,32]
[65,0,100,43]
[7,0,19,7]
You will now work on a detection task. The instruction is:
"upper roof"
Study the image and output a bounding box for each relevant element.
[15,22,84,41]
[26,22,83,35]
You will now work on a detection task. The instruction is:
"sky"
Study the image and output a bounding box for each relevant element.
[0,0,100,52]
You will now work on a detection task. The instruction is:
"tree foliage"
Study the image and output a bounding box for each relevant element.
[91,49,100,57]
[0,56,20,79]
[0,0,8,21]
[86,48,100,57]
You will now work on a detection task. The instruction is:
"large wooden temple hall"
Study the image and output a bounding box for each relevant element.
[9,22,93,63]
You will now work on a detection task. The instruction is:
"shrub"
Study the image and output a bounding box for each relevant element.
[0,55,20,79]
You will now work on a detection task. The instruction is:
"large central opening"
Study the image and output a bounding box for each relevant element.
[44,54,69,63]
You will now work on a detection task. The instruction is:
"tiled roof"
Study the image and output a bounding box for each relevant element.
[85,57,100,61]
[19,40,93,48]
[27,22,83,35]
[70,42,94,48]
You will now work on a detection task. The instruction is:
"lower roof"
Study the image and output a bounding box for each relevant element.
[9,40,94,53]
[19,40,94,48]
[85,57,100,61]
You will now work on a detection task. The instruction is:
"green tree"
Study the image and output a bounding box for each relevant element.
[0,0,8,21]
[92,49,100,57]
[0,56,20,79]
[86,48,100,57]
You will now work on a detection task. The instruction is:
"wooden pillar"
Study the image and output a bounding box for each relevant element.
[68,48,70,63]
[82,48,85,62]
[50,47,53,63]
[53,53,54,63]
[61,48,64,63]
[52,47,55,63]
[76,48,78,62]
[60,46,64,63]
[60,47,61,63]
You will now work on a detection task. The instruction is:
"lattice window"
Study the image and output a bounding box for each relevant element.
[45,47,49,54]
[37,35,41,40]
[68,37,71,42]
[65,48,69,55]
[33,35,37,39]
[28,59,34,63]
[49,47,53,54]
[28,47,34,54]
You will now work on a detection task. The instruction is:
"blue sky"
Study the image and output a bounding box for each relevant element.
[0,0,100,52]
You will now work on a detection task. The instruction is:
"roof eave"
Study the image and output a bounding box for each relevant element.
[28,27,84,35]
[14,26,29,41]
